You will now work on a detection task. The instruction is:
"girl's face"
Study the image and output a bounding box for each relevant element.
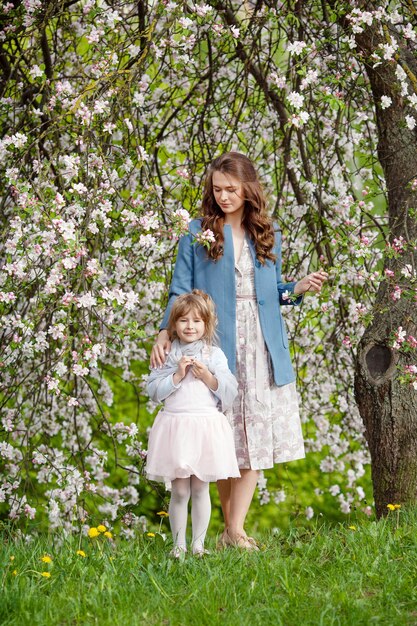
[212,171,245,221]
[175,308,206,343]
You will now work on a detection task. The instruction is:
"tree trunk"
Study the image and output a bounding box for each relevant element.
[350,5,417,517]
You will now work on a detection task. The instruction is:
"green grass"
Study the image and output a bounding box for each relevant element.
[2,508,417,626]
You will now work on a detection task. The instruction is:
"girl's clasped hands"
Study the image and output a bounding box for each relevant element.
[174,356,218,391]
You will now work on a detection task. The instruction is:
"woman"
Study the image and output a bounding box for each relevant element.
[151,152,327,549]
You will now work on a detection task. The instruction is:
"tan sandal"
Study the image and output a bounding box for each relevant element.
[216,529,228,549]
[224,529,259,551]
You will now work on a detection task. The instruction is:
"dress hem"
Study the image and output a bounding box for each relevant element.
[238,451,306,471]
[146,470,241,484]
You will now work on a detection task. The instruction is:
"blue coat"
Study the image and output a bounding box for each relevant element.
[160,218,302,386]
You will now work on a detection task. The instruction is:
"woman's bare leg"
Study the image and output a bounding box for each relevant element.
[227,469,259,539]
[217,469,259,546]
[216,478,232,529]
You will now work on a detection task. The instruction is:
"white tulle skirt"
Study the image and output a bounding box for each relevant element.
[146,371,240,485]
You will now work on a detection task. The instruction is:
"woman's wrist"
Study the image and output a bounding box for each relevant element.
[157,329,170,342]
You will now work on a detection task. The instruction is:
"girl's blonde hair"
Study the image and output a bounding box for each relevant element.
[167,290,217,344]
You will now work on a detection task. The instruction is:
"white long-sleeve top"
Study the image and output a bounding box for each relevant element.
[147,344,238,412]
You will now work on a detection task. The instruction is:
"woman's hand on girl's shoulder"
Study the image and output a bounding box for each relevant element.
[294,270,328,296]
[150,330,171,368]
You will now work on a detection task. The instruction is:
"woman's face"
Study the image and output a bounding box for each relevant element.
[212,171,245,221]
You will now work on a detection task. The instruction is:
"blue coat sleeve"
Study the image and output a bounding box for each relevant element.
[160,231,195,329]
[274,230,303,306]
[209,347,238,412]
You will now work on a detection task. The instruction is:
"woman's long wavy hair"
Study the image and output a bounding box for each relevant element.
[200,152,276,264]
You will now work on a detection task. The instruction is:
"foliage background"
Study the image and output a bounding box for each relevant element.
[2,0,416,534]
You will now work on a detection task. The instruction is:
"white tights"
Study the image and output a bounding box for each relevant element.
[169,476,211,553]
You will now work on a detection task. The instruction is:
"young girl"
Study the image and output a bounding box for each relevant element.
[151,152,328,550]
[146,289,240,557]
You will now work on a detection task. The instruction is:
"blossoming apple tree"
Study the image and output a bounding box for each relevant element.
[0,0,416,531]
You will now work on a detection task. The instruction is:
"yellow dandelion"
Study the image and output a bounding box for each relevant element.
[387,503,401,511]
[88,527,100,538]
[41,572,51,578]
[12,570,17,576]
[348,525,357,531]
[104,531,113,539]
[76,550,86,557]
[97,524,107,533]
[10,556,15,561]
[157,511,169,517]
[41,555,52,563]
[147,532,155,538]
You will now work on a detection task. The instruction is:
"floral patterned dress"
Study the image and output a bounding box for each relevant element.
[226,240,305,470]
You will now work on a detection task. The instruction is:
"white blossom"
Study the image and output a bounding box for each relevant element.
[380,95,392,109]
[405,115,416,130]
[287,40,307,56]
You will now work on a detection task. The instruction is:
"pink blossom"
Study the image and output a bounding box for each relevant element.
[390,285,402,301]
[195,229,215,245]
[177,168,190,179]
[45,376,60,395]
[212,24,224,35]
[0,291,16,302]
[62,292,76,306]
[73,363,89,377]
[391,236,405,253]
[407,335,417,348]
[289,111,310,128]
[392,326,406,349]
[24,503,36,519]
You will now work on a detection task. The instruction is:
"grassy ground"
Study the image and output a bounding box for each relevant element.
[2,507,417,626]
